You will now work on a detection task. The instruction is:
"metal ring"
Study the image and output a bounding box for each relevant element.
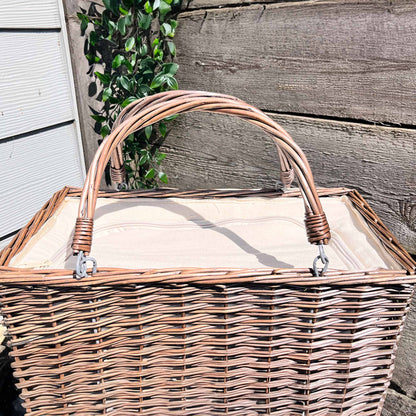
[312,244,329,276]
[75,251,97,279]
[116,182,129,191]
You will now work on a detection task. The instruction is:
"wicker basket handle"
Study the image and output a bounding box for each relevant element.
[72,90,331,276]
[109,92,294,189]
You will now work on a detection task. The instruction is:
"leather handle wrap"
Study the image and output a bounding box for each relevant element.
[109,92,294,188]
[73,90,331,255]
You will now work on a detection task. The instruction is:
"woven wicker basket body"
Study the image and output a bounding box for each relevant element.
[1,91,415,416]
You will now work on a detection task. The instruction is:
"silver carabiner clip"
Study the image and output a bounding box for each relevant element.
[313,244,329,276]
[116,182,129,191]
[75,251,97,279]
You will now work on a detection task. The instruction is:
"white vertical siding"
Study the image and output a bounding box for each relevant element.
[0,0,85,249]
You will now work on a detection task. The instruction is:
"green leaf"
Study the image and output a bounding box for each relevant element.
[108,20,116,37]
[138,84,153,96]
[123,58,133,73]
[159,122,167,137]
[159,0,172,16]
[79,15,88,32]
[153,48,163,61]
[156,152,166,163]
[131,52,138,67]
[145,168,156,179]
[164,114,178,121]
[86,53,100,63]
[140,56,156,70]
[101,124,110,137]
[118,75,131,91]
[119,5,129,15]
[165,76,178,90]
[89,31,98,46]
[167,41,176,56]
[160,22,172,37]
[150,73,166,89]
[144,1,153,13]
[152,38,159,47]
[139,44,148,56]
[125,37,135,51]
[162,63,178,75]
[124,12,132,26]
[170,19,178,30]
[139,153,150,165]
[144,125,153,139]
[158,172,168,183]
[118,17,126,35]
[138,12,152,29]
[95,71,111,84]
[121,96,137,107]
[153,0,161,9]
[103,0,119,14]
[112,54,124,68]
[90,115,106,122]
[103,87,112,102]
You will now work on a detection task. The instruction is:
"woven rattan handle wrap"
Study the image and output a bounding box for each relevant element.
[109,93,294,188]
[72,90,331,255]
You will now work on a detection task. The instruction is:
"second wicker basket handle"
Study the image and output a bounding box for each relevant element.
[72,90,331,269]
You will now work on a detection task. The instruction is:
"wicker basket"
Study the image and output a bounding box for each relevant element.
[0,91,415,416]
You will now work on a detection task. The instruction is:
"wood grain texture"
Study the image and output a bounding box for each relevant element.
[0,123,84,238]
[0,0,61,29]
[175,0,416,125]
[63,0,104,172]
[391,296,416,398]
[182,0,283,9]
[0,31,75,140]
[382,389,416,416]
[160,112,416,253]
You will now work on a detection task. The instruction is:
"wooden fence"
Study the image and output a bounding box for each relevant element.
[65,0,415,414]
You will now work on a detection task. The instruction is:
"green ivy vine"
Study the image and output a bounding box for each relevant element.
[78,0,181,188]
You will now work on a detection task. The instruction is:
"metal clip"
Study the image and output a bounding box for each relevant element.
[75,251,97,279]
[116,182,128,191]
[313,244,329,276]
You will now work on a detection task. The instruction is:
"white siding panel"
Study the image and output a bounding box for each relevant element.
[0,123,84,237]
[0,31,75,140]
[0,235,16,251]
[0,0,61,29]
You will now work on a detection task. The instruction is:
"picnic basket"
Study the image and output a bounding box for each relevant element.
[0,90,415,416]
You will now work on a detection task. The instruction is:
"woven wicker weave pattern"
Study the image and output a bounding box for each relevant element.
[0,89,415,415]
[1,280,413,415]
[0,187,415,415]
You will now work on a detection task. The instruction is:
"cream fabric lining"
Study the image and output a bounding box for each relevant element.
[10,195,401,271]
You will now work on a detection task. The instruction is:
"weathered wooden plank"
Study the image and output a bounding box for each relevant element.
[63,0,103,171]
[391,296,416,398]
[0,123,84,238]
[382,389,416,416]
[160,112,416,253]
[182,0,282,9]
[0,31,75,140]
[0,0,61,29]
[176,0,416,125]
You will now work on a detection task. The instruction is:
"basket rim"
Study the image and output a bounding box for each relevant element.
[0,186,415,283]
[0,264,415,288]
